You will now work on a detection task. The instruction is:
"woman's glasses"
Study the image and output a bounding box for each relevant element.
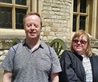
[73,39,87,44]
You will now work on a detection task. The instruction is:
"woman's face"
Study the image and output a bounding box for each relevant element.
[72,35,88,55]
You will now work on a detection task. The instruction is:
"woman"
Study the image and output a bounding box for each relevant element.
[59,30,98,82]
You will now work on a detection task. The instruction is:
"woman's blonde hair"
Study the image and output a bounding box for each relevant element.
[71,30,93,57]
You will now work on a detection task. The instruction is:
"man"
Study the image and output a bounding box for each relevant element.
[1,12,61,82]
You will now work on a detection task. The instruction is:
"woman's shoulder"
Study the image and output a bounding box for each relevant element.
[61,50,75,58]
[91,53,98,59]
[90,55,98,65]
[62,50,74,55]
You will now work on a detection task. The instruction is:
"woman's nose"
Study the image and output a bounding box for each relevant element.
[77,41,81,44]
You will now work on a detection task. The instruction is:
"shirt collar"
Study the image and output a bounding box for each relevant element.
[22,39,43,49]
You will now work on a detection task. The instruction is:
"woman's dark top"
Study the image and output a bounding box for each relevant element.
[59,50,98,82]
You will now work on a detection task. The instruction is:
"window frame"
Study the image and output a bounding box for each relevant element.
[72,0,92,32]
[72,0,89,32]
[0,0,29,29]
[72,0,98,39]
[0,0,39,39]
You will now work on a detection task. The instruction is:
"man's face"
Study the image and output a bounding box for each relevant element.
[24,15,41,39]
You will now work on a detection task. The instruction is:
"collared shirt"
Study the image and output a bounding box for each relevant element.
[31,39,40,52]
[1,41,61,82]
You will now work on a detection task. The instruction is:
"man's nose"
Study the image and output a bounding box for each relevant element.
[30,24,35,29]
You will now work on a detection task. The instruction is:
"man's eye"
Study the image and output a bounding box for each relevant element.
[27,24,32,27]
[34,24,38,28]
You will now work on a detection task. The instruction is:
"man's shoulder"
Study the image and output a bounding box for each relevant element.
[11,42,23,51]
[40,41,57,56]
[40,41,53,49]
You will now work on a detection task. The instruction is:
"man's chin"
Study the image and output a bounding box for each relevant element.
[27,34,39,39]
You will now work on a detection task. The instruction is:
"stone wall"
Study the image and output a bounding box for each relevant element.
[0,0,98,81]
[0,0,73,75]
[1,0,98,66]
[40,0,72,42]
[0,50,8,65]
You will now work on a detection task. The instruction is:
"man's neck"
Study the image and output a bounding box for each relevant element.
[26,38,40,48]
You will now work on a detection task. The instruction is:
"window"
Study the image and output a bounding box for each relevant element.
[0,0,29,29]
[0,7,12,28]
[0,0,40,39]
[73,0,93,32]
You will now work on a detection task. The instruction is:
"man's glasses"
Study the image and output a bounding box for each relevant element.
[73,39,87,44]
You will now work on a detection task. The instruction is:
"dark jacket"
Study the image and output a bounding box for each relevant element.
[59,50,98,82]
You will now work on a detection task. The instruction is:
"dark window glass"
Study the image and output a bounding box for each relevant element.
[73,15,77,32]
[0,0,12,3]
[79,16,86,30]
[16,9,26,29]
[16,0,26,5]
[0,7,12,28]
[80,0,87,13]
[73,0,77,12]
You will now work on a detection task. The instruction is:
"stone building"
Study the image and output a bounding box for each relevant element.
[0,0,98,42]
[0,0,98,81]
[0,0,98,66]
[0,0,72,63]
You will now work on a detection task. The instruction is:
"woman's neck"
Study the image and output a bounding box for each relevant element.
[77,51,86,56]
